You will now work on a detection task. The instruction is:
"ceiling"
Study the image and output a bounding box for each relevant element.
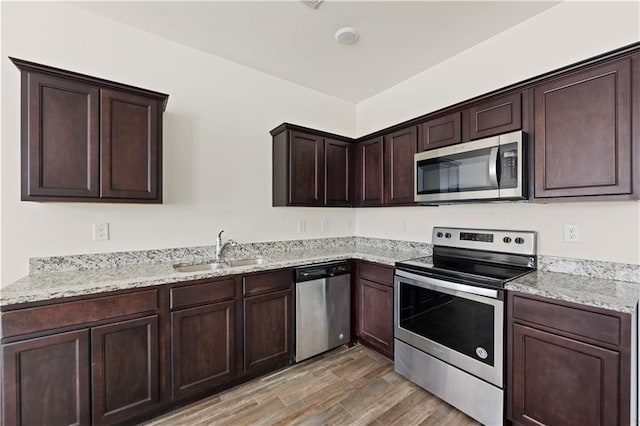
[71,1,560,103]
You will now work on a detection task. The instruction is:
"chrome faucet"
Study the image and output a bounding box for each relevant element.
[215,230,238,261]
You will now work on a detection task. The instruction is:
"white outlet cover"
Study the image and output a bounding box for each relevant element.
[93,223,109,241]
[321,219,329,232]
[563,224,580,243]
[297,219,306,233]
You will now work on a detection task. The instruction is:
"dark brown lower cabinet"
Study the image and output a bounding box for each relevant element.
[171,301,236,398]
[244,289,293,373]
[355,261,394,358]
[91,315,160,425]
[358,278,393,357]
[2,330,91,426]
[508,292,631,426]
[512,324,619,425]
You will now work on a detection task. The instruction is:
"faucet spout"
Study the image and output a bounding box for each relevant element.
[215,230,237,261]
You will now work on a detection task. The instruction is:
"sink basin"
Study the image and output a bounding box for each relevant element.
[226,258,266,267]
[174,262,226,273]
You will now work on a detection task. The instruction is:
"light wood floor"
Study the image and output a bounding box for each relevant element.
[143,345,481,426]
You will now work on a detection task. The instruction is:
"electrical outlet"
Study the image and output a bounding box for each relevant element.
[563,224,580,243]
[297,220,306,233]
[321,219,329,232]
[401,220,407,232]
[93,223,109,241]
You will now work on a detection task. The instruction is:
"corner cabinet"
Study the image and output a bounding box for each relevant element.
[354,127,417,207]
[533,56,637,200]
[11,57,168,203]
[354,261,394,359]
[354,137,384,206]
[507,292,632,426]
[271,124,353,207]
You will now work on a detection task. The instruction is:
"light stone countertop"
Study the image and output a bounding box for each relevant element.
[506,270,639,314]
[0,244,424,307]
[2,237,639,314]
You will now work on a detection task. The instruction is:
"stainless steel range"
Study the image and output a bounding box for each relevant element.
[394,227,536,426]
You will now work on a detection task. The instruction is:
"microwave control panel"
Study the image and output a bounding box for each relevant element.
[499,145,518,189]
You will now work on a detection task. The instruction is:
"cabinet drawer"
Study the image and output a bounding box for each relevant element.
[359,262,393,286]
[243,270,293,296]
[1,290,158,339]
[512,294,621,346]
[171,278,235,310]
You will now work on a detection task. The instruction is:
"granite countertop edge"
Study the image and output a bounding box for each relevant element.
[506,270,639,314]
[3,248,639,314]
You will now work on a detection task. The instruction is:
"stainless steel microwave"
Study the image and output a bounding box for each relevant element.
[414,130,526,203]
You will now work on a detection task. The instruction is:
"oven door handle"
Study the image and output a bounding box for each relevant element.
[395,269,499,299]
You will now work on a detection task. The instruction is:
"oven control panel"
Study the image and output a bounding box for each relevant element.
[432,227,536,255]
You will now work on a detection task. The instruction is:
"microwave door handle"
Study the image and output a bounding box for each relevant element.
[489,146,499,188]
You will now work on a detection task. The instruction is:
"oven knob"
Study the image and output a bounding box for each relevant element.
[503,237,512,244]
[437,232,443,238]
[445,233,452,238]
[515,237,525,244]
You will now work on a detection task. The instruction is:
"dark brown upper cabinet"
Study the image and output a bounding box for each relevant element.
[354,137,384,206]
[325,139,353,206]
[534,57,634,199]
[418,112,461,151]
[468,92,522,140]
[273,43,640,206]
[271,124,353,207]
[383,126,418,205]
[11,57,168,203]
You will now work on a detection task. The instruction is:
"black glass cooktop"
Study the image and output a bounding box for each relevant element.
[396,254,534,290]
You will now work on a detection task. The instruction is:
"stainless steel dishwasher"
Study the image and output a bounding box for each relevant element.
[295,261,351,362]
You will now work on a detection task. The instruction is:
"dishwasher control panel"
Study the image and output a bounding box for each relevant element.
[295,261,351,282]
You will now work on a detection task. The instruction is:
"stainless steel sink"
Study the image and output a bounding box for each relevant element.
[174,262,227,273]
[226,258,266,267]
[174,258,267,273]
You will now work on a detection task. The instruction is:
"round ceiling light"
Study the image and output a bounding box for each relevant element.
[335,27,359,45]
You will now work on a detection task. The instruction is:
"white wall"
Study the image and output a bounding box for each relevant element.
[0,2,356,285]
[355,1,640,265]
[2,2,640,286]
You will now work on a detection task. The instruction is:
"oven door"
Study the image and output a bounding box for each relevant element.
[394,269,504,387]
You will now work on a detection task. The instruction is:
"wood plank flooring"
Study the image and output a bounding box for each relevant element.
[142,345,481,426]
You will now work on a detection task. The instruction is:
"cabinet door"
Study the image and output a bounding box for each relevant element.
[2,330,90,425]
[244,289,293,373]
[384,126,417,205]
[534,58,632,198]
[512,324,620,426]
[418,112,461,151]
[469,92,522,140]
[23,73,100,199]
[358,278,393,358]
[355,137,384,206]
[288,131,325,205]
[171,301,236,398]
[91,315,159,425]
[325,139,352,206]
[101,89,161,200]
